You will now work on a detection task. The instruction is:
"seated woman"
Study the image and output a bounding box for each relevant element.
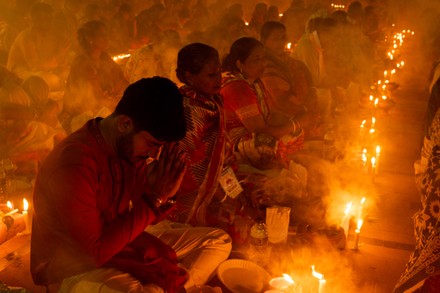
[220,37,330,232]
[61,20,129,133]
[260,21,321,139]
[170,43,227,227]
[220,37,304,170]
[6,2,70,92]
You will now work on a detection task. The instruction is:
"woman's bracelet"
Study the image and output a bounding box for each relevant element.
[151,192,164,207]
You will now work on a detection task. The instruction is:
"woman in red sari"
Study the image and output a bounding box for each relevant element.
[220,37,304,170]
[172,43,226,226]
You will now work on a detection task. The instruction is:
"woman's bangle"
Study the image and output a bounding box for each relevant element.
[151,192,164,207]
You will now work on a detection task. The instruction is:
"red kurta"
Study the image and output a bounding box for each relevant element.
[31,118,186,292]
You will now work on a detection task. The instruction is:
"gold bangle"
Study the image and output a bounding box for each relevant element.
[151,193,164,207]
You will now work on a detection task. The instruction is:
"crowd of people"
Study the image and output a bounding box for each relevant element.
[1,0,440,292]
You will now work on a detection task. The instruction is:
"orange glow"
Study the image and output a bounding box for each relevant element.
[23,198,29,211]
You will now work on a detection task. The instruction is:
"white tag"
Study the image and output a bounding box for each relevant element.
[218,166,243,199]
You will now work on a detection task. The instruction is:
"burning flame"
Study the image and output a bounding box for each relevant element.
[345,202,352,216]
[311,265,324,280]
[287,42,292,50]
[7,201,12,209]
[23,198,28,211]
[376,145,381,155]
[356,218,364,232]
[360,197,366,206]
[282,274,295,284]
[371,156,376,167]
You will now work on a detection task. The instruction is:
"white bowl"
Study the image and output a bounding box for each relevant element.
[217,259,271,293]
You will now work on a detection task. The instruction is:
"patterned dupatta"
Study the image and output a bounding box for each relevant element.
[176,85,225,226]
[394,146,440,292]
[222,72,271,122]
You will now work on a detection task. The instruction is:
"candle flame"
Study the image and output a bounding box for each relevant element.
[360,197,366,205]
[282,274,295,284]
[376,145,381,154]
[369,95,373,101]
[279,13,283,17]
[7,201,12,209]
[287,42,292,49]
[371,156,376,167]
[23,198,28,211]
[345,202,352,215]
[391,69,396,74]
[370,128,375,134]
[382,95,387,100]
[311,265,324,280]
[372,117,376,124]
[356,218,364,231]
[245,21,249,26]
[374,98,379,106]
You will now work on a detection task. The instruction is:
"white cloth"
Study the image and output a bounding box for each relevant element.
[58,224,232,293]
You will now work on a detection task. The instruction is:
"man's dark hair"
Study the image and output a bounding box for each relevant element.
[260,21,286,41]
[114,77,186,142]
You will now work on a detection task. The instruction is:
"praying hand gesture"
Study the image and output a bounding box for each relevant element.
[145,143,187,203]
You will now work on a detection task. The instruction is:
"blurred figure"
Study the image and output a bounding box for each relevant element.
[134,3,164,48]
[249,2,268,35]
[264,5,280,23]
[7,2,70,91]
[292,17,343,88]
[108,3,136,54]
[347,1,365,27]
[171,43,226,226]
[124,30,182,84]
[61,20,129,134]
[0,67,65,178]
[281,0,308,44]
[260,21,320,139]
[221,37,304,169]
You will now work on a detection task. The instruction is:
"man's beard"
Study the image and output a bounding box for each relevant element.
[115,132,135,163]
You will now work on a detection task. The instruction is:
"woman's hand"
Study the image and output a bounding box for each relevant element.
[145,143,187,202]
